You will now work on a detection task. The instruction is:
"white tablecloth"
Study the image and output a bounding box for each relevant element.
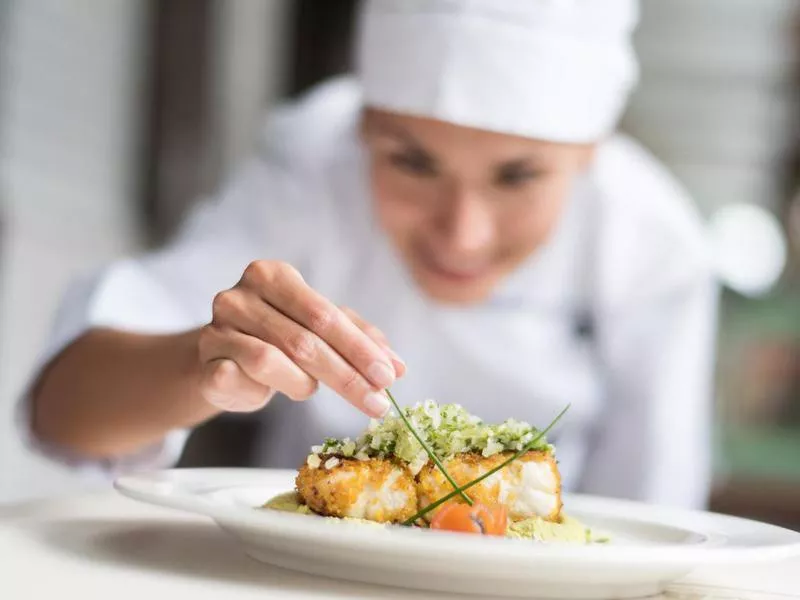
[1,492,798,599]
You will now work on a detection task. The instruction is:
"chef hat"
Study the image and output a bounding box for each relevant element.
[355,0,639,143]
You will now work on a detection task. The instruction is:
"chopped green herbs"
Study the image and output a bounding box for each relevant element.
[402,404,570,526]
[385,390,472,505]
[308,399,554,476]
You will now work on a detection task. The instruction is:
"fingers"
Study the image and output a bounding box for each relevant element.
[205,261,407,419]
[244,262,398,389]
[199,358,275,413]
[210,292,391,417]
[199,326,317,402]
[259,305,392,417]
[339,306,406,378]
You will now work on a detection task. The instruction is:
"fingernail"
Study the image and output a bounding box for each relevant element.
[383,346,405,367]
[366,360,395,388]
[379,345,406,377]
[363,391,391,418]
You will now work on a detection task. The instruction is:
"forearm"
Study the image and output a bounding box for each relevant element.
[31,327,220,459]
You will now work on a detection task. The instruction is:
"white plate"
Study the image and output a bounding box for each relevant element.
[115,468,800,599]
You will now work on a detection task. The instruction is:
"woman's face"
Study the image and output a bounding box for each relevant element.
[361,109,595,305]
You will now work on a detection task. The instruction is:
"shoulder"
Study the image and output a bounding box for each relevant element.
[166,78,364,266]
[592,134,708,256]
[588,134,715,308]
[203,76,364,238]
[257,76,363,173]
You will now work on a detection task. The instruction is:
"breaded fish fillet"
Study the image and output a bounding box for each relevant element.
[416,451,562,522]
[296,457,417,523]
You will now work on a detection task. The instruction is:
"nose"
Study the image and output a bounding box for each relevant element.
[437,183,495,254]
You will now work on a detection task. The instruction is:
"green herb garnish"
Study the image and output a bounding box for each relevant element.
[385,389,473,506]
[402,404,570,526]
[309,402,549,468]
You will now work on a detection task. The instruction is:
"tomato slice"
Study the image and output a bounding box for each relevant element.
[429,503,508,536]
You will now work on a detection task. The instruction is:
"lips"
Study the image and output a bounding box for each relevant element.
[423,254,493,282]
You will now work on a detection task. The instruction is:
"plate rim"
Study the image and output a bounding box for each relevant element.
[114,467,800,567]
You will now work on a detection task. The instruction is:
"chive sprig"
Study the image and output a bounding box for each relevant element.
[385,389,473,505]
[401,404,570,526]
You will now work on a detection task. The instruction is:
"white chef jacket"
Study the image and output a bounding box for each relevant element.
[19,77,718,508]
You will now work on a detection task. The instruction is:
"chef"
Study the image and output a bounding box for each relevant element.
[22,0,718,508]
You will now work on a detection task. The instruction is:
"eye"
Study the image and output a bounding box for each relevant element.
[389,152,438,177]
[494,165,540,188]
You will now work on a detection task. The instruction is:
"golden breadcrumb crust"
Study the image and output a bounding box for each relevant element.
[296,450,562,524]
[416,450,562,522]
[296,457,418,523]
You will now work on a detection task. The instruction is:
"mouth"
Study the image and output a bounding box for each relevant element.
[421,253,494,283]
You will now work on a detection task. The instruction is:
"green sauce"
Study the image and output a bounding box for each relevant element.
[264,492,315,514]
[262,492,386,527]
[262,492,606,543]
[506,514,589,543]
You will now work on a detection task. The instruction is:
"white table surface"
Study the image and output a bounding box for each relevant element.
[1,491,799,600]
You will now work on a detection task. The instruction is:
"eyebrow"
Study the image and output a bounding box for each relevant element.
[368,120,422,146]
[367,117,549,172]
[369,122,440,165]
[495,157,543,172]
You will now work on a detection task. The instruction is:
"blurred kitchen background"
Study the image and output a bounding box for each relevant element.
[0,0,798,530]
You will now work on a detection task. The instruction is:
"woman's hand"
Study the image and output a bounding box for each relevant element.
[198,261,405,417]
